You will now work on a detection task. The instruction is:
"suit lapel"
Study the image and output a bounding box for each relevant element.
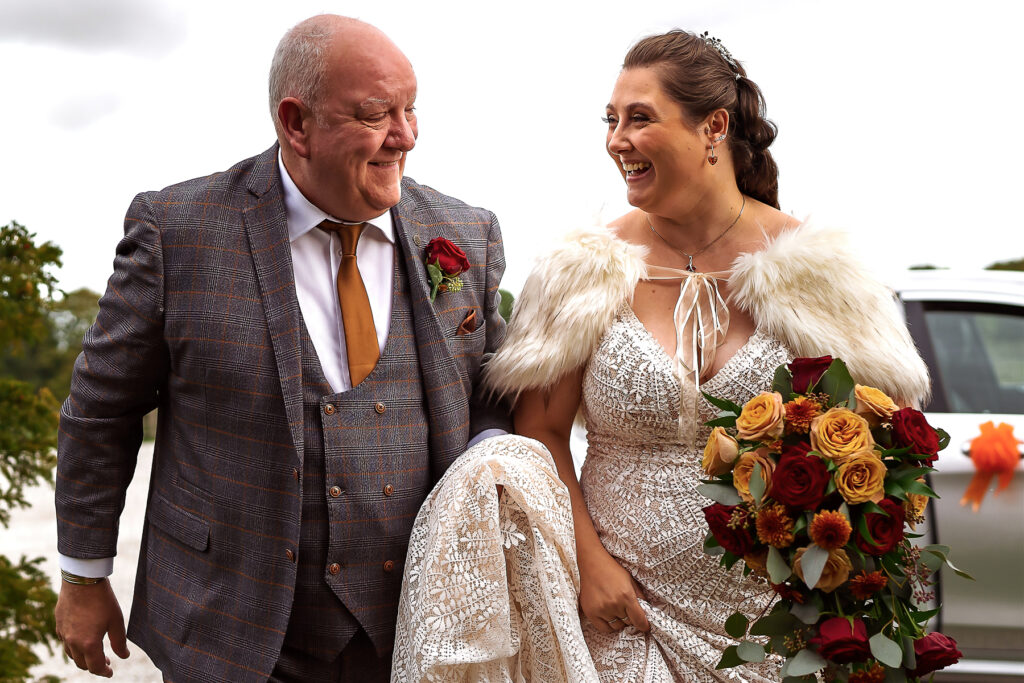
[242,144,304,461]
[392,195,469,468]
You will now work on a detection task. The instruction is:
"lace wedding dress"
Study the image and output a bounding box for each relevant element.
[578,305,791,682]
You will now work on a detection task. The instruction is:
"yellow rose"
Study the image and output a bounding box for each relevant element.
[835,450,887,504]
[733,449,776,503]
[810,407,875,464]
[736,392,785,441]
[702,426,740,476]
[853,384,899,426]
[793,546,853,593]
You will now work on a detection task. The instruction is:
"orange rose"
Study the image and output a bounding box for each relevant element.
[736,392,785,441]
[793,546,853,593]
[702,426,739,476]
[733,449,776,503]
[835,450,887,504]
[853,384,898,426]
[810,407,875,464]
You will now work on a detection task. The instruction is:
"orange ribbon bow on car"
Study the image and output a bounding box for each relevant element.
[961,421,1022,511]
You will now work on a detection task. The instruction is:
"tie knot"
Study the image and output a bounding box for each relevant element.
[319,220,364,257]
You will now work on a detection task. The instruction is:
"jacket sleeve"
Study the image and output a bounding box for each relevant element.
[468,210,513,437]
[56,193,169,559]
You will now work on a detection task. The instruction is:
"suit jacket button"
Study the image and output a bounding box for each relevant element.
[324,403,336,416]
[328,563,341,575]
[292,468,300,482]
[382,560,395,573]
[374,402,386,414]
[329,485,342,498]
[383,484,394,496]
[285,549,295,562]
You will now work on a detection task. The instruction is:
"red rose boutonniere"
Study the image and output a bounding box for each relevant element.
[424,237,470,302]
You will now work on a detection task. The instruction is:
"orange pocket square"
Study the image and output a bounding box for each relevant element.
[456,310,477,335]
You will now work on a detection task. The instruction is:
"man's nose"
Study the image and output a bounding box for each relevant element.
[388,115,417,152]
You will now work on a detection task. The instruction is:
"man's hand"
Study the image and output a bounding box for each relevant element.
[55,579,129,677]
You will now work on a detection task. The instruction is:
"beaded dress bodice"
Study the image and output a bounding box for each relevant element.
[578,304,793,682]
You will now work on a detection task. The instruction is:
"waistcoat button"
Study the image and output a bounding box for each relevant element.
[382,560,395,573]
[383,484,394,496]
[324,404,336,416]
[374,402,386,414]
[329,486,342,498]
[285,549,295,562]
[328,562,341,575]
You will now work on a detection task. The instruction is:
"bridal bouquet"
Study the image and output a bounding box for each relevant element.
[699,356,970,682]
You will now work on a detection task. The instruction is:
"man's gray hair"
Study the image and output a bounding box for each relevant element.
[268,17,335,132]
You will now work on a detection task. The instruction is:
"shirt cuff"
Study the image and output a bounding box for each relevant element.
[468,428,507,449]
[59,554,114,578]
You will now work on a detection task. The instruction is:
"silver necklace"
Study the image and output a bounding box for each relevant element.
[648,195,746,272]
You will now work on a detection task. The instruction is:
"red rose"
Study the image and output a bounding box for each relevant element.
[911,632,962,677]
[768,450,830,510]
[425,237,470,275]
[782,440,812,458]
[891,408,940,464]
[788,356,833,394]
[855,497,905,556]
[702,503,754,557]
[810,616,871,664]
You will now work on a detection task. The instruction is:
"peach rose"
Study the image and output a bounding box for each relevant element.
[736,392,785,441]
[835,450,887,504]
[733,449,776,503]
[810,407,875,464]
[853,384,899,426]
[793,546,853,593]
[702,427,740,476]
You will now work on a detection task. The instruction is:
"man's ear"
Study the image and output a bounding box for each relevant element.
[277,97,313,158]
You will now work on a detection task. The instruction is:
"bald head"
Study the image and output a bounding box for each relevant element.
[268,14,412,132]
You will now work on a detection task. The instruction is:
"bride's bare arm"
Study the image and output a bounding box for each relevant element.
[515,371,650,633]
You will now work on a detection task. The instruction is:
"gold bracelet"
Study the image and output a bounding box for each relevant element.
[60,569,104,586]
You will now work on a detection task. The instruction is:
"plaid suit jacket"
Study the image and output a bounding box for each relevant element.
[55,144,510,682]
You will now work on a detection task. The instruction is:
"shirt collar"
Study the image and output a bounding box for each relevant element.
[278,150,394,243]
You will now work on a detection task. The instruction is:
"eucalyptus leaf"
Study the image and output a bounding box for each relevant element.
[701,391,743,415]
[790,600,820,625]
[870,632,904,668]
[800,544,829,590]
[737,641,766,662]
[751,610,798,636]
[884,668,908,683]
[715,645,743,669]
[697,483,742,506]
[838,502,850,521]
[725,613,749,639]
[902,634,917,670]
[750,462,766,507]
[767,546,791,584]
[786,647,826,676]
[924,548,975,580]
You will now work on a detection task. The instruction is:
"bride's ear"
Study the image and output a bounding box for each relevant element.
[702,109,730,142]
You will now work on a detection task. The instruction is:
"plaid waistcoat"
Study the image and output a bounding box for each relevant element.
[285,248,430,660]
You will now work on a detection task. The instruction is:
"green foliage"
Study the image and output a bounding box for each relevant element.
[498,288,515,322]
[0,222,63,682]
[986,257,1024,271]
[0,555,59,683]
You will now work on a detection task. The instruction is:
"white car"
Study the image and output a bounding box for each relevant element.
[894,270,1024,681]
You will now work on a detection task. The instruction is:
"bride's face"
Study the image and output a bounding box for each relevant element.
[605,67,706,214]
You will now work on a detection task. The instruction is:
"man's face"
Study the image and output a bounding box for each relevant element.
[304,38,418,222]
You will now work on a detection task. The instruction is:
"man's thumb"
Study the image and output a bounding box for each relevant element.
[109,616,130,659]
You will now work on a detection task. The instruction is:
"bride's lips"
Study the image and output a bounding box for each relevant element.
[621,160,652,182]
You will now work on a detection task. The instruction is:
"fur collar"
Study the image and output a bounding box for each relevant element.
[484,222,930,406]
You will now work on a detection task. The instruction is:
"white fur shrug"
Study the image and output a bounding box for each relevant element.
[483,222,930,407]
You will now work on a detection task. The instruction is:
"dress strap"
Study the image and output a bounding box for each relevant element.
[642,265,731,443]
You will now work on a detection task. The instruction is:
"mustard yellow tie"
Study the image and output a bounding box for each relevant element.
[319,221,379,385]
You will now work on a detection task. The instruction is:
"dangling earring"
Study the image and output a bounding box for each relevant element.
[707,134,726,166]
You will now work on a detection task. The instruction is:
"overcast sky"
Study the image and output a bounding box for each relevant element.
[1,0,1021,297]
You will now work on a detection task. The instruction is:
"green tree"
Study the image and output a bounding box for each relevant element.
[987,257,1024,271]
[0,221,63,683]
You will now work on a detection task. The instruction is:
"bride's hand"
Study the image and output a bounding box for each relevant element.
[578,547,650,633]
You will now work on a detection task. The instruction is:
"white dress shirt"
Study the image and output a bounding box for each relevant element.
[61,154,502,578]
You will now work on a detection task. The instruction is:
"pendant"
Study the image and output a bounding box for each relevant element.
[686,255,696,272]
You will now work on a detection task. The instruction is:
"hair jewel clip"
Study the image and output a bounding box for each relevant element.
[700,31,739,71]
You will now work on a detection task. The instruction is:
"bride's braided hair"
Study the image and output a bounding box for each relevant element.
[623,30,780,209]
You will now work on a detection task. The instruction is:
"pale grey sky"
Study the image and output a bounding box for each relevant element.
[1,0,1021,297]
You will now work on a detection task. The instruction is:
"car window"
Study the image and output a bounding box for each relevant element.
[923,305,1024,414]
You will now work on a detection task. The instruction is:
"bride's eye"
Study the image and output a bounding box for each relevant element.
[631,114,650,124]
[602,115,617,125]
